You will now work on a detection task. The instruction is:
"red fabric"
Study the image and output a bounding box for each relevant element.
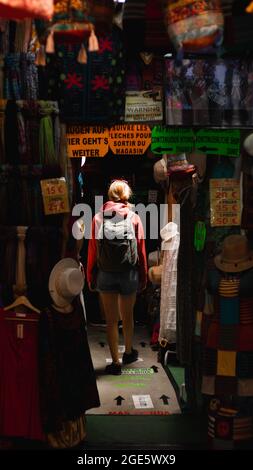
[238,325,253,351]
[0,0,53,20]
[87,201,148,287]
[0,309,45,441]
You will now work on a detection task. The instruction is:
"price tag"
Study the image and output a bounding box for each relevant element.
[40,178,70,215]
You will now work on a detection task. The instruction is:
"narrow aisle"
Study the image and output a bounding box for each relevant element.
[87,325,181,416]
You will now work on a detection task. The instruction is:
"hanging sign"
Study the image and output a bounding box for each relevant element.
[66,125,109,158]
[151,127,194,154]
[109,124,151,155]
[40,178,70,215]
[210,179,241,227]
[125,89,163,122]
[196,129,241,157]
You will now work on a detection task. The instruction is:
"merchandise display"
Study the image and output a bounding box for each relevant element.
[0,0,253,453]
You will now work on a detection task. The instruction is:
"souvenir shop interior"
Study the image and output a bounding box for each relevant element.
[1,0,253,451]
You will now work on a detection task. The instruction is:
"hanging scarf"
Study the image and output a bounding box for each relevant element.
[39,101,57,166]
[159,233,180,345]
[20,52,39,100]
[4,53,22,100]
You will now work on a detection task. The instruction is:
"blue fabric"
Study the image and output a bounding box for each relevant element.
[220,297,240,325]
[96,269,139,295]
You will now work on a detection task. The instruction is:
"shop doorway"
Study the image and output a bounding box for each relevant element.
[80,154,183,421]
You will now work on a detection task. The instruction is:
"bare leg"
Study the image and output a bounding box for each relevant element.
[100,292,120,364]
[119,293,136,354]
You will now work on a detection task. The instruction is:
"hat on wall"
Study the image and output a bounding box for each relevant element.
[153,155,168,183]
[49,258,85,308]
[214,235,253,273]
[243,133,253,157]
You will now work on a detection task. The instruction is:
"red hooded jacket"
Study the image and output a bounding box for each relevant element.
[87,201,148,287]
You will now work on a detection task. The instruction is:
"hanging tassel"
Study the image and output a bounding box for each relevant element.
[35,45,46,67]
[46,30,55,54]
[77,44,87,64]
[88,29,99,52]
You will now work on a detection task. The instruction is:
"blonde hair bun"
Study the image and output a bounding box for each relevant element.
[108,180,132,203]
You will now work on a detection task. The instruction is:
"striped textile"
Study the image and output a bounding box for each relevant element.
[219,277,240,297]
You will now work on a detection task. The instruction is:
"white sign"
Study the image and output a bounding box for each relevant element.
[125,89,163,123]
[132,395,154,409]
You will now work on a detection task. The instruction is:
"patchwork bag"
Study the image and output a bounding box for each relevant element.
[165,0,224,52]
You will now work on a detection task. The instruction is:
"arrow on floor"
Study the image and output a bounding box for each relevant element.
[114,396,125,406]
[99,342,105,348]
[140,342,147,348]
[151,365,159,373]
[197,146,219,153]
[160,395,170,405]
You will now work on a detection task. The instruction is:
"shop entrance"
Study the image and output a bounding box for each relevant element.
[81,154,182,420]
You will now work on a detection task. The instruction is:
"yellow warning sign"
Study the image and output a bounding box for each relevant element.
[40,178,70,215]
[109,124,151,155]
[66,125,109,158]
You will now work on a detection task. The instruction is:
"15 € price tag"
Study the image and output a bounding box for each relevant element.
[40,178,70,215]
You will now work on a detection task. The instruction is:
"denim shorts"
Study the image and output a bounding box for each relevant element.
[96,269,139,295]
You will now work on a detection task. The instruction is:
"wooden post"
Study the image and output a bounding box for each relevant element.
[13,226,28,297]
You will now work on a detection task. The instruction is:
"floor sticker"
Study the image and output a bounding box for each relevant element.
[132,395,154,409]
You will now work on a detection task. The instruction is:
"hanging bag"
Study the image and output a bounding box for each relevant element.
[0,0,53,20]
[165,0,224,52]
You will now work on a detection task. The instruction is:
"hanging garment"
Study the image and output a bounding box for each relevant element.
[39,300,100,433]
[20,53,38,100]
[0,308,44,441]
[4,54,22,100]
[0,0,53,20]
[159,231,180,345]
[39,101,58,165]
[45,38,88,122]
[202,268,253,397]
[176,179,196,365]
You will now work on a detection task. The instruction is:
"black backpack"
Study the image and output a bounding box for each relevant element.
[97,212,138,272]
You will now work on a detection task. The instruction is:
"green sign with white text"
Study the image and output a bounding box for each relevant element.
[196,129,241,157]
[151,127,194,154]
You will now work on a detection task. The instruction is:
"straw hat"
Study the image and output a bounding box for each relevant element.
[49,258,85,308]
[243,133,253,157]
[214,235,253,273]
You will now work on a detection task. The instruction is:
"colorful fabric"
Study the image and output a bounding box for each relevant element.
[165,58,253,127]
[202,268,253,396]
[165,0,224,52]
